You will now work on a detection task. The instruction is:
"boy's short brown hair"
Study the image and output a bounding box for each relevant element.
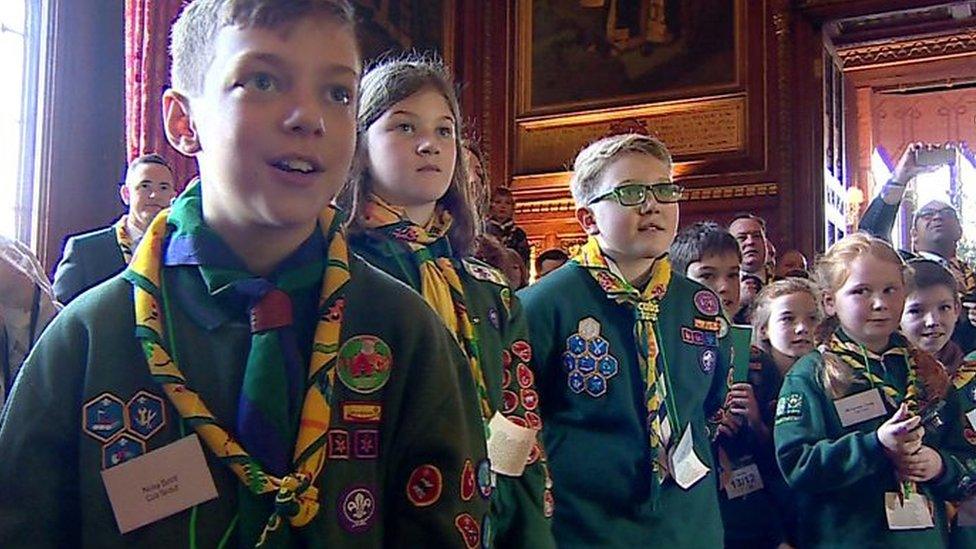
[569,133,673,206]
[169,0,356,97]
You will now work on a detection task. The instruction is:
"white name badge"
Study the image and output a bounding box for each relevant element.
[669,424,710,490]
[884,492,935,530]
[725,463,764,499]
[101,435,218,534]
[487,411,537,477]
[834,388,887,428]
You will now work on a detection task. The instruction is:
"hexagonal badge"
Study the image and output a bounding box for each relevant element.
[126,390,166,440]
[82,392,126,443]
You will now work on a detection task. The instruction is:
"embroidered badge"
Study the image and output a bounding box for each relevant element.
[454,513,481,549]
[512,340,532,363]
[694,318,722,332]
[699,348,718,373]
[342,402,383,424]
[488,307,500,330]
[83,392,126,443]
[477,459,493,499]
[328,430,350,460]
[338,486,377,533]
[353,430,379,459]
[463,258,509,286]
[125,390,166,440]
[502,390,519,414]
[337,335,393,394]
[527,442,541,465]
[516,363,535,388]
[460,459,476,501]
[693,290,720,316]
[718,316,730,339]
[500,288,512,316]
[520,388,539,411]
[544,490,555,518]
[563,318,618,398]
[525,411,543,430]
[775,393,804,425]
[681,327,718,347]
[407,464,443,507]
[970,385,976,403]
[102,433,146,469]
[965,428,976,447]
[501,350,512,370]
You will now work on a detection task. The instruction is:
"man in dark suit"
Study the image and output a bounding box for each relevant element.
[53,153,176,304]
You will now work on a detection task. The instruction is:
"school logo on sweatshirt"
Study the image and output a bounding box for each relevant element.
[563,317,619,398]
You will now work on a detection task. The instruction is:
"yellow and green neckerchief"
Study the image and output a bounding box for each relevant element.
[114,215,135,264]
[360,195,492,424]
[124,198,349,546]
[575,238,673,486]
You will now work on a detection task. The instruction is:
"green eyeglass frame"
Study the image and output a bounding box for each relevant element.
[587,181,684,207]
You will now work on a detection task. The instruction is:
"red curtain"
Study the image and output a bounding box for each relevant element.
[125,0,197,191]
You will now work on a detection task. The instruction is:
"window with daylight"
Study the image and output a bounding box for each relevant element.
[0,1,41,242]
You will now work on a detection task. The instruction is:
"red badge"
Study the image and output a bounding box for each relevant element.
[511,340,532,363]
[508,415,528,428]
[525,411,543,430]
[502,367,512,389]
[543,490,555,518]
[517,363,535,389]
[520,388,539,411]
[501,350,512,369]
[527,442,541,465]
[454,513,481,549]
[502,390,519,414]
[406,464,443,508]
[327,430,350,460]
[460,459,476,501]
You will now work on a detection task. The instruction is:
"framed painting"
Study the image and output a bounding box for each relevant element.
[353,0,455,66]
[516,0,741,116]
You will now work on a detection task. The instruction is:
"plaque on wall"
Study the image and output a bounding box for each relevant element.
[515,95,747,174]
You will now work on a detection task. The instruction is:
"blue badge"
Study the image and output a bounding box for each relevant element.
[83,392,126,443]
[477,459,493,499]
[126,390,166,440]
[482,513,493,549]
[102,433,146,469]
[564,318,618,398]
[337,485,377,534]
[700,348,718,373]
[488,308,500,330]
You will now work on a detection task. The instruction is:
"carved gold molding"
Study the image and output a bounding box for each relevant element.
[836,30,976,69]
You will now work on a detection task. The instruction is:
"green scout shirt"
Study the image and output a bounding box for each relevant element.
[774,330,969,548]
[940,349,976,548]
[0,236,489,547]
[518,260,730,549]
[349,230,554,549]
[716,347,792,547]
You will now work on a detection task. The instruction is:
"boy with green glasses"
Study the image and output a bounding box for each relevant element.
[518,133,730,547]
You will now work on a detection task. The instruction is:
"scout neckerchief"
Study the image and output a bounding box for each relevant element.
[361,194,492,424]
[114,215,136,264]
[823,329,924,499]
[574,237,672,492]
[124,182,349,547]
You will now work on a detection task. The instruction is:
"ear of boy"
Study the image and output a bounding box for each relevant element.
[162,90,201,155]
[575,207,599,235]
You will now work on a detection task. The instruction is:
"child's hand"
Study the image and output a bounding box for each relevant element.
[897,445,945,483]
[717,413,743,439]
[878,404,923,456]
[727,383,762,432]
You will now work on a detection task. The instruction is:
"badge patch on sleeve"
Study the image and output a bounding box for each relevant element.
[699,348,718,373]
[563,318,618,397]
[693,290,720,316]
[125,390,166,440]
[338,486,377,533]
[337,335,393,394]
[407,465,443,507]
[454,513,481,549]
[83,392,126,443]
[353,430,379,459]
[460,459,476,501]
[775,393,805,425]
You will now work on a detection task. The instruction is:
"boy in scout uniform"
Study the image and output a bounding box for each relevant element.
[0,1,488,547]
[519,133,730,548]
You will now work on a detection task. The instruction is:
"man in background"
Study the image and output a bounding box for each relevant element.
[53,153,176,304]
